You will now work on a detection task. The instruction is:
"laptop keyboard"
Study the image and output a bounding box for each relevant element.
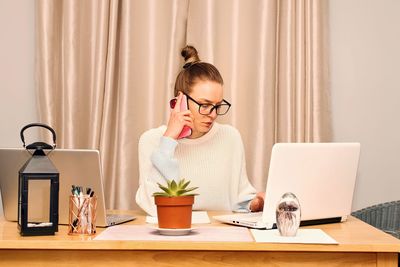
[240,212,263,223]
[106,214,135,226]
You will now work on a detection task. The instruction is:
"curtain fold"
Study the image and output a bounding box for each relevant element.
[275,0,331,143]
[98,0,189,209]
[36,0,189,209]
[36,0,111,148]
[36,0,331,208]
[186,0,331,190]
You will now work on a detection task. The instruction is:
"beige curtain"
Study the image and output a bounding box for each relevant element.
[187,0,331,190]
[36,0,189,209]
[36,0,331,209]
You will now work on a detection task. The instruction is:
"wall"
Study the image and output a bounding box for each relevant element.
[329,0,400,210]
[0,0,37,146]
[0,0,36,217]
[1,1,399,216]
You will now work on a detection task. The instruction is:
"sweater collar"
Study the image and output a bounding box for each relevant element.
[178,122,220,145]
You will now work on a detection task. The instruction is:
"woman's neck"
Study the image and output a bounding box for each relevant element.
[187,130,205,139]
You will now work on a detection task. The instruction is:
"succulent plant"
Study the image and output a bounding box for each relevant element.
[153,179,198,197]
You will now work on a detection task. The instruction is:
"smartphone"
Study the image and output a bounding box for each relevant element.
[169,94,192,139]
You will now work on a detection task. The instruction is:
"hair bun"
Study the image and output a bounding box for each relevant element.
[181,45,200,68]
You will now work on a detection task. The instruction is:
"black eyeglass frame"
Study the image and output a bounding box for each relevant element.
[184,93,231,116]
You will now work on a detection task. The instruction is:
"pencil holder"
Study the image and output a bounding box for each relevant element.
[68,195,97,235]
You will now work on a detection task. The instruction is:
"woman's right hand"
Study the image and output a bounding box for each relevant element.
[249,192,265,212]
[163,92,194,140]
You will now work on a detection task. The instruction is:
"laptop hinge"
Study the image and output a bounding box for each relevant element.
[300,217,342,226]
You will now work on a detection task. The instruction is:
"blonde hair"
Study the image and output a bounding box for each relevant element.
[174,45,223,96]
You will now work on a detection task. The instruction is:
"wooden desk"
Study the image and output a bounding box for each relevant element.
[0,211,399,266]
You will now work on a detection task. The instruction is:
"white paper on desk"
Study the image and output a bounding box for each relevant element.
[250,229,338,244]
[146,211,210,224]
[94,225,252,242]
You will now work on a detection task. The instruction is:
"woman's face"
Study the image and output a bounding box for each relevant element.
[187,80,223,138]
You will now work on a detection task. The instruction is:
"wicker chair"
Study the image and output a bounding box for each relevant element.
[351,200,400,239]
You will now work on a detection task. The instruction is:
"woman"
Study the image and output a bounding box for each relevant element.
[136,46,264,216]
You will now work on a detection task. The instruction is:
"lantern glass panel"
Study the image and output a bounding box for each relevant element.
[27,179,51,225]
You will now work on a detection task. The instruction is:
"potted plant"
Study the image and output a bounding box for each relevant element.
[153,179,198,229]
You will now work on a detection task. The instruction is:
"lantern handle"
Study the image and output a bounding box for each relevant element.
[20,123,57,149]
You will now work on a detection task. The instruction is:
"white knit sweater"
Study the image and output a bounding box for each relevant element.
[135,123,256,216]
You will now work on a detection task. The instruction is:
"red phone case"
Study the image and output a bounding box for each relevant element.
[170,95,192,139]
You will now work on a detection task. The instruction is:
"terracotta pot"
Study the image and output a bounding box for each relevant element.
[154,195,194,229]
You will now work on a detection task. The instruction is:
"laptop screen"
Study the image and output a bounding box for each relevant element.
[261,143,360,229]
[0,148,111,226]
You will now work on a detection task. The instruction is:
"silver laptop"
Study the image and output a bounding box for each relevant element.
[214,143,360,229]
[0,148,135,227]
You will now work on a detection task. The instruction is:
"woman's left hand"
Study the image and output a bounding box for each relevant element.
[249,192,265,212]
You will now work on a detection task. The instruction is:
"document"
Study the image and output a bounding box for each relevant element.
[146,211,210,224]
[94,225,253,242]
[250,229,338,244]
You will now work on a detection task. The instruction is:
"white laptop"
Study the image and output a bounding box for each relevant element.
[0,148,135,227]
[214,143,360,229]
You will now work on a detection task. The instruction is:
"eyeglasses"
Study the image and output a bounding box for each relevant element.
[185,94,231,115]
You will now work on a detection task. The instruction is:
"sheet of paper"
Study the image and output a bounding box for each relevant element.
[94,225,252,242]
[250,229,338,244]
[145,211,210,224]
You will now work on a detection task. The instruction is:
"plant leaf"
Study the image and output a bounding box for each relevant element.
[170,180,178,193]
[155,178,198,197]
[184,186,199,194]
[180,180,190,190]
[176,189,186,196]
[157,183,172,195]
[178,179,183,187]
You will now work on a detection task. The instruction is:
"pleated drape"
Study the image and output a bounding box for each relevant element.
[36,0,331,209]
[36,0,189,209]
[186,0,331,189]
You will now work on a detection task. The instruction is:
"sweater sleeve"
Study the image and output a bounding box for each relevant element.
[135,131,180,216]
[231,129,257,211]
[150,136,180,180]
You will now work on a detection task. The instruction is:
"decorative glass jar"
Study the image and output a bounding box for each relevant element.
[275,192,301,236]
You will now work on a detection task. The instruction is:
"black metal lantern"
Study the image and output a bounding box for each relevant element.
[18,123,59,236]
